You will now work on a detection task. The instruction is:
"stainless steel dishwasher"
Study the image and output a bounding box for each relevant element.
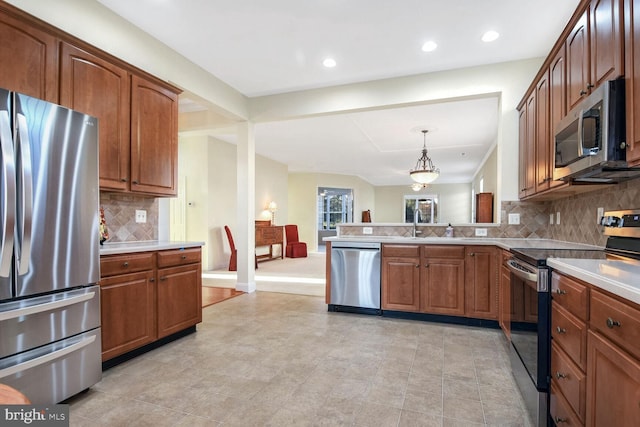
[330,241,381,310]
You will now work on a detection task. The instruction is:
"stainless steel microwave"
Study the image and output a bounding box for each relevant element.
[553,78,640,183]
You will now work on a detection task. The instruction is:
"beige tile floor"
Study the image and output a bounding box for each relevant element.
[67,292,532,426]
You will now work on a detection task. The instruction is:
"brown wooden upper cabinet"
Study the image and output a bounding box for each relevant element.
[59,42,131,192]
[59,44,178,196]
[130,75,178,196]
[0,3,180,197]
[624,0,640,166]
[567,0,624,110]
[0,10,58,103]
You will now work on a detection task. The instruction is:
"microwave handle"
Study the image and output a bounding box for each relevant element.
[577,111,585,158]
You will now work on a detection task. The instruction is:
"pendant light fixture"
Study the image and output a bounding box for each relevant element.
[410,130,440,184]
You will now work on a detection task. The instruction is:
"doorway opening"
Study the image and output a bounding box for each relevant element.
[317,187,353,251]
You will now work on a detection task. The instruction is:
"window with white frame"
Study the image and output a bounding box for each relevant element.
[404,195,438,224]
[317,188,353,230]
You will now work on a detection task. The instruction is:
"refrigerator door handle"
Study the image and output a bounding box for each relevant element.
[15,112,33,276]
[0,110,16,278]
[0,334,96,379]
[0,291,96,321]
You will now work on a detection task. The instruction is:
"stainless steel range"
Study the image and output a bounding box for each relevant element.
[506,209,640,427]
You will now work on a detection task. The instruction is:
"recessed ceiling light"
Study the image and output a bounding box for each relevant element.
[421,41,438,52]
[323,58,337,68]
[481,30,500,42]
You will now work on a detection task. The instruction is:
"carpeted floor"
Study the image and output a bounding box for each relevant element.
[203,252,326,297]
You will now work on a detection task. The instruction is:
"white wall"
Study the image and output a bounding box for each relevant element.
[178,136,288,270]
[374,184,472,224]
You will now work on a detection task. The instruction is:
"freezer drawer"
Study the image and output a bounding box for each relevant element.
[330,245,381,309]
[0,328,101,404]
[0,285,100,359]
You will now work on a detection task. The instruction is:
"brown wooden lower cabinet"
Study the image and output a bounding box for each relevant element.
[586,330,640,427]
[464,246,498,319]
[421,256,465,316]
[99,247,202,362]
[157,263,202,338]
[550,382,583,426]
[99,270,156,361]
[381,245,420,312]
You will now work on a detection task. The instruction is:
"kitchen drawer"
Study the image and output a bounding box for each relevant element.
[590,289,640,360]
[550,382,584,427]
[423,245,464,259]
[551,272,589,321]
[157,247,202,268]
[100,252,155,277]
[552,302,587,370]
[382,244,420,258]
[551,341,586,422]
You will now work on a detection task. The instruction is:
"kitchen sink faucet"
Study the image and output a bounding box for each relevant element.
[413,208,422,238]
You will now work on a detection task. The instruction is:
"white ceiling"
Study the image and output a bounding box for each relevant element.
[96,0,581,185]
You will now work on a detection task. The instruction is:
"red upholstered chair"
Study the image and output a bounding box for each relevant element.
[224,225,257,271]
[285,224,307,258]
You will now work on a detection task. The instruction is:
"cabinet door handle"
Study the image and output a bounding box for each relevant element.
[555,289,567,295]
[580,89,588,95]
[159,276,167,281]
[554,417,567,424]
[123,261,129,267]
[556,326,566,334]
[606,317,621,329]
[149,278,155,282]
[555,372,567,380]
[132,180,139,185]
[415,264,420,268]
[587,83,594,89]
[120,178,127,182]
[469,253,475,257]
[424,264,429,268]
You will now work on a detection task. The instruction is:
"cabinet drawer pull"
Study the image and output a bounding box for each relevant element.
[587,83,594,89]
[123,262,129,268]
[149,278,155,282]
[555,289,567,295]
[424,264,429,268]
[181,255,187,260]
[415,264,420,268]
[556,326,566,334]
[580,89,587,95]
[555,372,567,380]
[606,317,621,329]
[120,178,127,182]
[554,417,567,424]
[160,276,167,281]
[132,180,139,185]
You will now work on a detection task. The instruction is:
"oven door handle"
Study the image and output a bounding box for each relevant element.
[506,259,538,283]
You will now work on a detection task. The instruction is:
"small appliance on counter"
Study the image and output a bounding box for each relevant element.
[506,209,640,427]
[0,88,101,403]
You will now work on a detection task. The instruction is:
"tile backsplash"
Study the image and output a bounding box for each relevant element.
[100,192,158,242]
[339,178,640,246]
[550,179,640,247]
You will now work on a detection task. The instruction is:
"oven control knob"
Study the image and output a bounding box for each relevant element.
[600,216,620,227]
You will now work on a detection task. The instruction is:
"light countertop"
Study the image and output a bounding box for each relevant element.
[325,236,602,251]
[100,240,204,256]
[547,258,640,305]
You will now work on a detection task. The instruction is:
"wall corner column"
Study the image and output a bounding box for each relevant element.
[236,121,256,292]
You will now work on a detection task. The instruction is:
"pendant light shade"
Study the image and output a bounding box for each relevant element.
[410,130,439,184]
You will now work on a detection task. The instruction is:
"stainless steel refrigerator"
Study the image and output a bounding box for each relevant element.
[0,88,101,403]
